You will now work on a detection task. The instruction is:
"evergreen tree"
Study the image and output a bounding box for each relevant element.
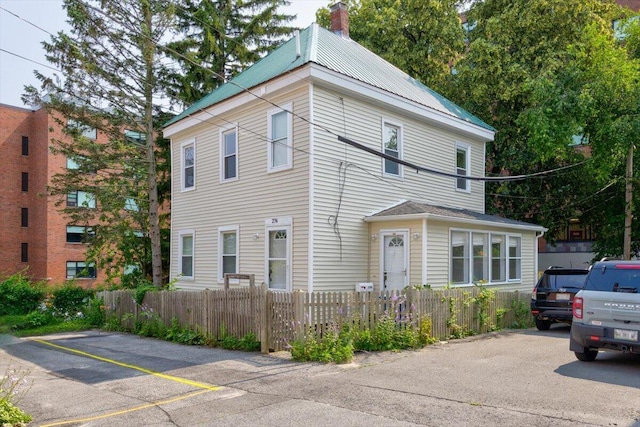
[165,0,296,105]
[23,0,175,286]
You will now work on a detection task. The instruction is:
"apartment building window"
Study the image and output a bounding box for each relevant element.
[220,125,238,182]
[22,136,29,156]
[181,140,195,191]
[67,119,97,140]
[218,226,238,281]
[267,103,292,172]
[66,261,96,279]
[21,172,28,192]
[456,142,471,192]
[67,191,96,208]
[21,243,28,263]
[382,120,402,177]
[179,231,194,278]
[66,225,95,243]
[21,208,28,227]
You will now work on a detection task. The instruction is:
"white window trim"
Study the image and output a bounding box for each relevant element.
[219,124,238,183]
[178,229,195,280]
[267,102,293,173]
[455,141,471,193]
[381,118,404,178]
[449,228,522,286]
[181,139,196,192]
[218,225,239,283]
[264,217,292,291]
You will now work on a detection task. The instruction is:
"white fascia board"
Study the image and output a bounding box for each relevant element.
[164,68,312,138]
[308,64,495,142]
[364,212,547,233]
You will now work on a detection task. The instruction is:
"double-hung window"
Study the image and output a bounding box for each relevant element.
[67,261,96,279]
[179,231,194,278]
[451,231,521,285]
[218,226,239,281]
[267,103,292,172]
[67,191,96,208]
[220,125,238,182]
[181,140,195,191]
[456,142,471,192]
[382,121,402,177]
[66,225,95,243]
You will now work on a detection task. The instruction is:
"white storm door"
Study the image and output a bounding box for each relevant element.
[266,221,291,291]
[382,232,408,291]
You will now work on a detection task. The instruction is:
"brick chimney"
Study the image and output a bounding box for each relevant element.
[330,2,349,38]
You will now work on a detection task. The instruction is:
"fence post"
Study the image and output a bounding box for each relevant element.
[260,283,269,354]
[293,290,306,341]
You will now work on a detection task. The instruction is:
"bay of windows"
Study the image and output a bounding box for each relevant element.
[451,230,521,285]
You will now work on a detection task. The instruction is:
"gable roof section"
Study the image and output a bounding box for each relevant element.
[165,24,494,132]
[366,201,546,232]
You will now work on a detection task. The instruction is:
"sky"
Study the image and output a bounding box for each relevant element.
[0,0,327,108]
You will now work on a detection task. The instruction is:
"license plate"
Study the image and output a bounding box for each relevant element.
[555,293,570,301]
[614,329,638,342]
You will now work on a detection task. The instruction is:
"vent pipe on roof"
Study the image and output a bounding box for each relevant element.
[295,30,300,58]
[330,2,349,39]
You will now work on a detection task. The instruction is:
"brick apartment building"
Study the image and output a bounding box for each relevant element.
[0,103,102,285]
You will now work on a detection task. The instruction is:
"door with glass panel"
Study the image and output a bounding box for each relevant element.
[382,232,408,291]
[267,226,290,290]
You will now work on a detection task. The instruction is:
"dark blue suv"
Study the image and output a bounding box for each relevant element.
[531,267,589,330]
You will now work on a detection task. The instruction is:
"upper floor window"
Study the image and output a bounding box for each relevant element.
[456,142,471,192]
[22,136,29,156]
[21,243,28,263]
[267,103,292,172]
[66,225,95,243]
[179,230,194,279]
[382,121,402,177]
[21,172,28,192]
[125,130,145,145]
[181,140,195,191]
[218,226,239,281]
[21,208,28,227]
[220,125,238,182]
[67,191,96,208]
[66,261,96,279]
[67,119,97,140]
[124,198,139,212]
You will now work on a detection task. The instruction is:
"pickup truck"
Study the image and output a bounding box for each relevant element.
[570,260,640,361]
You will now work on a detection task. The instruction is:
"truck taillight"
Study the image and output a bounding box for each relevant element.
[573,296,583,319]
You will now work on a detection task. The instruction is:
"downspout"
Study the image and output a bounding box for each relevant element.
[422,218,427,285]
[535,230,546,281]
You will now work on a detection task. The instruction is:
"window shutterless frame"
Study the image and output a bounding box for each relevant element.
[220,124,238,182]
[455,142,471,192]
[181,139,196,192]
[178,230,195,279]
[267,103,293,173]
[218,225,239,282]
[381,119,403,177]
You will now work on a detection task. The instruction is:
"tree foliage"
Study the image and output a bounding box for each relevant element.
[446,0,628,242]
[164,0,296,105]
[316,0,466,92]
[23,0,175,286]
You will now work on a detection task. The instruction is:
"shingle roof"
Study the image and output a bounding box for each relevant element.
[165,24,494,131]
[367,201,545,231]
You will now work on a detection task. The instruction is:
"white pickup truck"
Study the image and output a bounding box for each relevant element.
[570,260,640,361]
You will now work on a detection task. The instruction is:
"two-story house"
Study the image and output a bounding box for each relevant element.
[164,3,546,293]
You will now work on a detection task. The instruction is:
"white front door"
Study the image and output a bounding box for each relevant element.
[265,217,292,291]
[382,232,408,291]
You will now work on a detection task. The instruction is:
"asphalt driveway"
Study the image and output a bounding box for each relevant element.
[2,326,639,426]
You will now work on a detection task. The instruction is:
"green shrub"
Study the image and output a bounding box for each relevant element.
[0,399,31,425]
[0,273,45,316]
[290,323,354,363]
[0,365,31,426]
[83,297,106,327]
[51,284,93,316]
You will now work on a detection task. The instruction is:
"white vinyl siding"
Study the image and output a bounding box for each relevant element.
[181,139,195,191]
[267,102,293,173]
[310,86,487,291]
[170,86,309,290]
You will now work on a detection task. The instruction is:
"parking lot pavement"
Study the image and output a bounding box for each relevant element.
[2,327,640,426]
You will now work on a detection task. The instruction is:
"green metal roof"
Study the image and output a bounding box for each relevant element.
[165,24,494,131]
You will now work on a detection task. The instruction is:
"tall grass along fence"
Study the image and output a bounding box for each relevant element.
[99,285,532,353]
